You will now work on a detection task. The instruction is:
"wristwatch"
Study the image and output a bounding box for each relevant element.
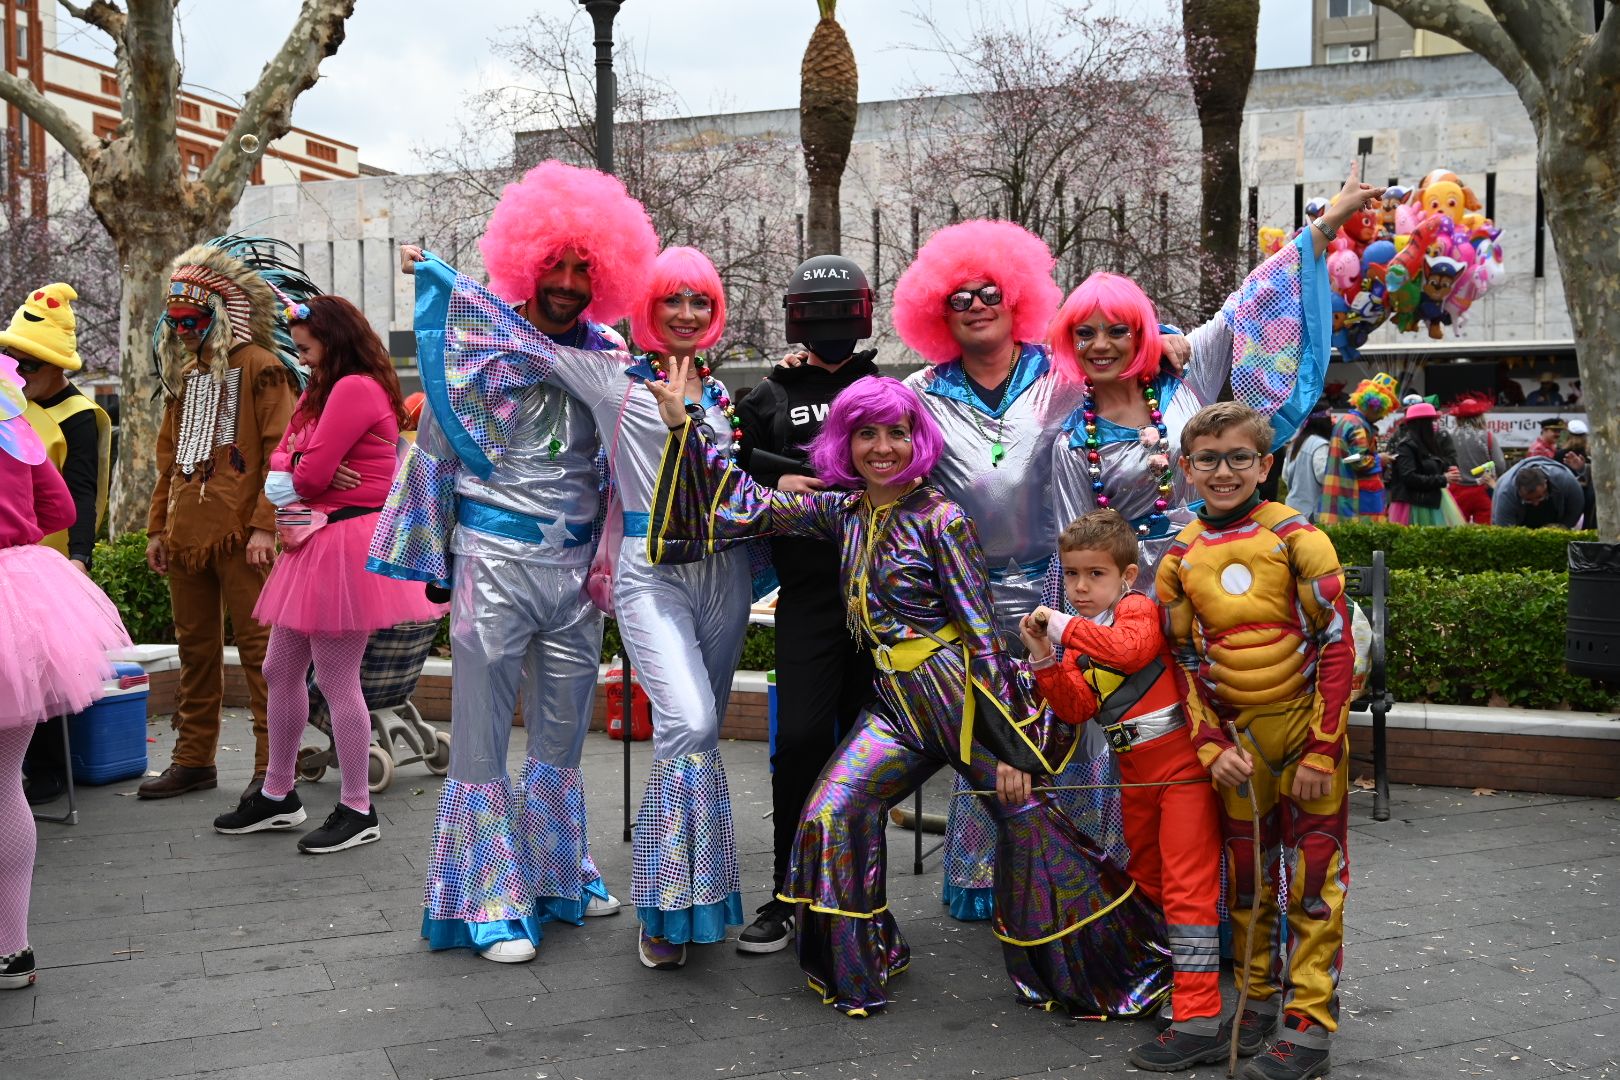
[1312,218,1339,241]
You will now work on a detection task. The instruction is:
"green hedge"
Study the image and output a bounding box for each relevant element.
[1383,569,1617,710]
[90,531,175,645]
[88,530,1616,710]
[1321,523,1592,575]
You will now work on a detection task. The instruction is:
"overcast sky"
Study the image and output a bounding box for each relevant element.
[55,0,1312,173]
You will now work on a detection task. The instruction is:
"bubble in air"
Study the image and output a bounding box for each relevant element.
[238,133,261,155]
[121,264,130,273]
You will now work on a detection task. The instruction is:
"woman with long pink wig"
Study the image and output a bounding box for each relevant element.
[642,364,1170,1020]
[1046,164,1376,579]
[891,219,1188,924]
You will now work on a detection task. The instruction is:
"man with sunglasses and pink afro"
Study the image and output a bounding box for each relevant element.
[891,220,1190,922]
[374,161,659,965]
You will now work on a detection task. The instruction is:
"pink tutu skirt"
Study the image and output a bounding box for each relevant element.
[0,544,132,729]
[254,511,446,635]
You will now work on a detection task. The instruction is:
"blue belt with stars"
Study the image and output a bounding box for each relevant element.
[458,499,593,548]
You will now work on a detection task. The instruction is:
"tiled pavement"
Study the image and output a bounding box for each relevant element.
[9,709,1617,1079]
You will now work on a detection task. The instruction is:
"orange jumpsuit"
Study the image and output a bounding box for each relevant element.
[1033,592,1223,1026]
[1156,500,1354,1035]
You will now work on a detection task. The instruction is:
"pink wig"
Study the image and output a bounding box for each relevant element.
[477,160,659,323]
[809,377,943,489]
[629,246,728,354]
[890,220,1062,364]
[1048,272,1163,385]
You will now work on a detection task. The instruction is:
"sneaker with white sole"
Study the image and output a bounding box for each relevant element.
[478,938,537,963]
[213,789,307,834]
[583,892,622,917]
[0,947,36,990]
[297,804,381,854]
[637,929,686,970]
[736,899,794,954]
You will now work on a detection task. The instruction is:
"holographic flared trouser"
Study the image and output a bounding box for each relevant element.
[783,648,1170,1017]
[420,557,610,952]
[941,575,1129,921]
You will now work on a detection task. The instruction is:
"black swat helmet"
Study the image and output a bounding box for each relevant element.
[783,255,873,345]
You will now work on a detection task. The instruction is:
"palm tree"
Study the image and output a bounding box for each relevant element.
[1182,0,1260,319]
[800,0,858,256]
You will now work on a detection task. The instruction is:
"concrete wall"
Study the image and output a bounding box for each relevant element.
[233,53,1570,376]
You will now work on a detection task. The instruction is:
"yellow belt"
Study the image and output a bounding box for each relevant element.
[871,623,961,674]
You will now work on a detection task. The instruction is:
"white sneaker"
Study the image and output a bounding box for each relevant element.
[478,938,536,963]
[584,892,622,917]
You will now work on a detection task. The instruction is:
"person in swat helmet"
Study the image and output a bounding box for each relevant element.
[730,254,880,954]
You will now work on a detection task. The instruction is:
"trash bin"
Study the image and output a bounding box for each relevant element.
[1567,541,1620,682]
[604,656,652,741]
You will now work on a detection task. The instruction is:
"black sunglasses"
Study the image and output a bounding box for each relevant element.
[10,355,45,374]
[945,285,1003,312]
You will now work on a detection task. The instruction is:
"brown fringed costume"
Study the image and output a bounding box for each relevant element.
[144,243,298,782]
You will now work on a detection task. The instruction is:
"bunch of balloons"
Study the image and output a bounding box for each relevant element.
[1260,169,1506,361]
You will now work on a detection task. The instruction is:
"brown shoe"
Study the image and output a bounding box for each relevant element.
[137,764,218,799]
[240,773,266,802]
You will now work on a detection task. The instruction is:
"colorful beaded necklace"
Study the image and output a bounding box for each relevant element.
[648,354,742,447]
[1080,375,1172,537]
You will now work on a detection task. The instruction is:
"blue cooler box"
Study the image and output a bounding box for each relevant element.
[68,661,150,785]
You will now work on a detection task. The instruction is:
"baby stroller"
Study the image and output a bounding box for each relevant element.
[296,619,448,794]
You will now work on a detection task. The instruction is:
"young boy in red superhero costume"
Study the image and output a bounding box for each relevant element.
[1019,509,1224,1072]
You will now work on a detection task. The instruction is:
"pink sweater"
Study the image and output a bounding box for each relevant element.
[0,451,75,550]
[272,375,401,512]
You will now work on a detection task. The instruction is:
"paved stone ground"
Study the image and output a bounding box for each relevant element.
[8,709,1617,1080]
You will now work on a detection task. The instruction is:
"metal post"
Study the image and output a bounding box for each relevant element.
[622,651,634,841]
[580,1,623,174]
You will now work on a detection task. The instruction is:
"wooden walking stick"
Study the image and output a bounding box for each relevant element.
[1225,720,1263,1079]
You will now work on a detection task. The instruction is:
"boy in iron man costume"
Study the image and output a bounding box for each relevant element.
[1157,401,1354,1080]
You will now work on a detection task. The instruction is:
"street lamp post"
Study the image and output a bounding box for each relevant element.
[580,0,622,175]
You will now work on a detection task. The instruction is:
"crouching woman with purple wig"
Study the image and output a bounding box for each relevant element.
[644,363,1169,1019]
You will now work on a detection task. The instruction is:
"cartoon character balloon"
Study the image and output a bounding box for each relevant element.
[1274,167,1506,359]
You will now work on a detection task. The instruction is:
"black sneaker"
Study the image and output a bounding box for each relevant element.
[1237,1007,1276,1057]
[1242,1015,1331,1080]
[736,899,794,954]
[298,804,381,854]
[0,947,36,990]
[1129,1024,1230,1072]
[213,789,307,834]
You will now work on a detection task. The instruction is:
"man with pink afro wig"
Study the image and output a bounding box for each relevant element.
[478,160,659,324]
[894,220,1190,924]
[377,161,658,969]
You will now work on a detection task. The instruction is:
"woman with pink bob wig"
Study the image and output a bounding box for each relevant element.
[527,244,757,972]
[644,364,1168,1020]
[1046,163,1375,582]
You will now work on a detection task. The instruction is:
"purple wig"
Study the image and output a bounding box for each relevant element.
[890,220,1062,364]
[809,377,943,489]
[629,246,728,354]
[1048,272,1163,385]
[477,160,659,323]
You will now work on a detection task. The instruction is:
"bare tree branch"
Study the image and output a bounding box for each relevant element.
[1370,0,1544,120]
[1587,1,1620,80]
[59,1,135,136]
[1486,0,1584,78]
[204,0,356,217]
[0,68,100,164]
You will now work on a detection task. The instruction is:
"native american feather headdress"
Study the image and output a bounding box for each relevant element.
[150,234,321,397]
